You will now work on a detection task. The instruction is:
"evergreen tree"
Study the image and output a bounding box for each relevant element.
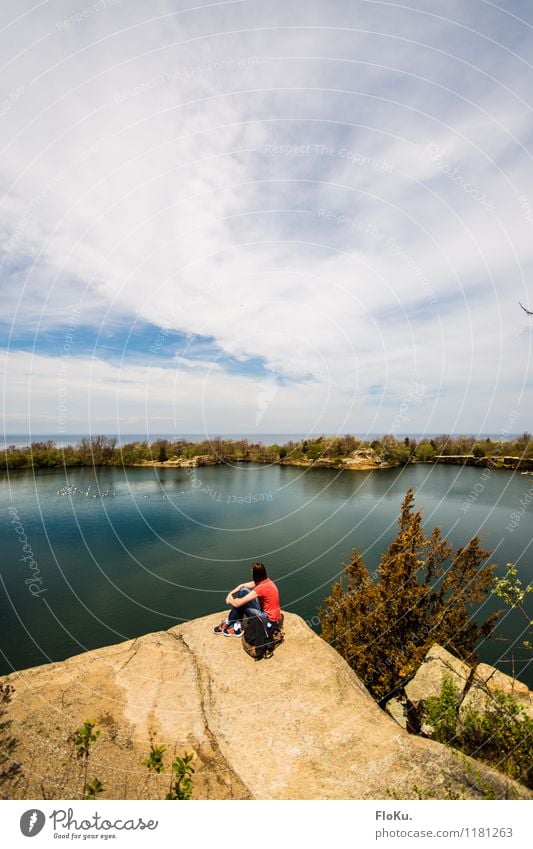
[319,489,499,701]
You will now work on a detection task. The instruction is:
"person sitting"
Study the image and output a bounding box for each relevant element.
[213,561,281,637]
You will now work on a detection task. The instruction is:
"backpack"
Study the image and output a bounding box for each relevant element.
[242,613,284,661]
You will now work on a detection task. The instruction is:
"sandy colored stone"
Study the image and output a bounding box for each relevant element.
[385,698,407,730]
[0,616,530,800]
[405,644,471,709]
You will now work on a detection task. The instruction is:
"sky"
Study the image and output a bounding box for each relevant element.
[1,0,533,439]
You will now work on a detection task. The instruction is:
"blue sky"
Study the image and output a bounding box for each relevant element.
[1,0,533,437]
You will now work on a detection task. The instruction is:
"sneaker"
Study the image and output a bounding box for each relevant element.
[213,621,229,635]
[224,625,242,638]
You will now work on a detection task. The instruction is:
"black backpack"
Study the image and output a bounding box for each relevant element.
[242,613,284,661]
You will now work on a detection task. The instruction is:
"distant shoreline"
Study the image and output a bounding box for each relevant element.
[2,433,532,473]
[0,442,533,475]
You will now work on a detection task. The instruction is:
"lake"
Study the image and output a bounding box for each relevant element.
[1,462,532,685]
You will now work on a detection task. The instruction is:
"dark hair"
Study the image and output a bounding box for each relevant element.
[252,562,268,583]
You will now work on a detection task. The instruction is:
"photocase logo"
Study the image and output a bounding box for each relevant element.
[20,809,46,837]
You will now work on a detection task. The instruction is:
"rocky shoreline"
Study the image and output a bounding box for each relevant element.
[133,451,387,471]
[133,453,533,474]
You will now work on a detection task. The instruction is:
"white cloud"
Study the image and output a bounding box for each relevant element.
[1,0,533,433]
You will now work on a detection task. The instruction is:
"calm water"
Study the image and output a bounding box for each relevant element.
[1,463,532,684]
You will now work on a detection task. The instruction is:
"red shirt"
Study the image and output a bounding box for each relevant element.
[254,578,281,621]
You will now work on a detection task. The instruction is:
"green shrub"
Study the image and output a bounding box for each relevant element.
[423,674,461,744]
[423,678,533,789]
[460,691,532,787]
[415,441,436,461]
[320,489,498,701]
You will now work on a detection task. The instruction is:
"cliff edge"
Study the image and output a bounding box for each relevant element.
[1,613,530,800]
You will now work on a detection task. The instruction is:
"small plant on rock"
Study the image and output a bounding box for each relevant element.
[84,777,105,800]
[144,743,166,774]
[143,743,195,799]
[73,720,101,799]
[166,752,195,800]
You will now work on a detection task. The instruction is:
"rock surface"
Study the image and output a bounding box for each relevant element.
[404,644,471,709]
[1,614,530,800]
[384,697,407,730]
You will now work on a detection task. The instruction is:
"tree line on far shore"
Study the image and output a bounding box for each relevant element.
[1,432,532,471]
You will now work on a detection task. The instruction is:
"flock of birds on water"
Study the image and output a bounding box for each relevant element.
[56,483,185,500]
[57,484,116,498]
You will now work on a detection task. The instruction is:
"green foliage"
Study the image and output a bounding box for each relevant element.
[515,432,532,456]
[143,744,195,799]
[422,676,532,789]
[3,441,60,470]
[166,752,195,800]
[306,443,323,460]
[74,721,100,759]
[319,489,499,700]
[492,563,533,651]
[431,434,453,455]
[423,674,461,744]
[84,778,105,799]
[77,436,117,466]
[3,432,530,472]
[380,436,411,465]
[73,720,101,800]
[416,441,436,461]
[460,691,533,787]
[65,727,196,800]
[2,437,117,470]
[493,563,530,606]
[143,743,166,774]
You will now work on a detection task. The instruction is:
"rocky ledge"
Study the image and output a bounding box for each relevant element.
[1,614,530,800]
